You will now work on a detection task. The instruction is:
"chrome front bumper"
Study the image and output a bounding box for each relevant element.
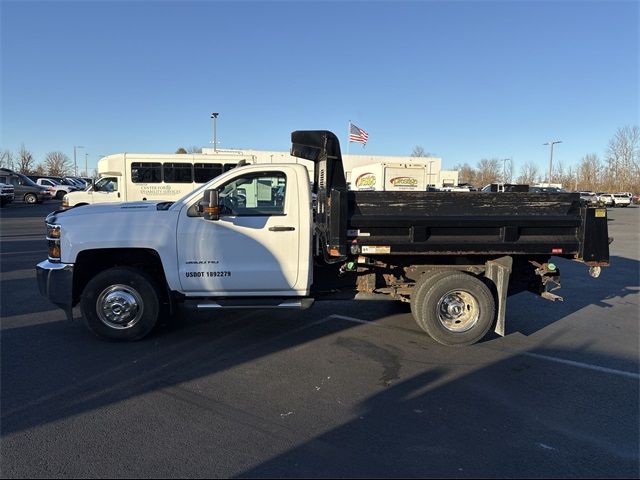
[36,260,74,318]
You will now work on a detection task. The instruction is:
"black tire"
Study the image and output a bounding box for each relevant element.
[24,193,37,204]
[56,190,66,200]
[410,270,457,321]
[413,272,495,346]
[80,267,161,341]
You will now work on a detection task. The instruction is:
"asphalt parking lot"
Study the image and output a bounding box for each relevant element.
[1,200,638,478]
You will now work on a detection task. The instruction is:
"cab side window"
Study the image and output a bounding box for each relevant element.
[218,172,286,216]
[94,177,118,192]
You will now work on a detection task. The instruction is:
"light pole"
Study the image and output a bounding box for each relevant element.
[543,140,562,186]
[84,153,89,177]
[73,145,84,177]
[210,112,219,152]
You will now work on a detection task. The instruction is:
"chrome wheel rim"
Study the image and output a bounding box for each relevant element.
[96,284,144,330]
[436,290,480,333]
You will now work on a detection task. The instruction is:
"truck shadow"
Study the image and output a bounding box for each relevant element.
[236,345,639,478]
[1,252,638,435]
[1,311,637,477]
[503,255,639,337]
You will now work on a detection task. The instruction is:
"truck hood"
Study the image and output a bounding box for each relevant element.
[52,201,168,219]
[45,201,180,264]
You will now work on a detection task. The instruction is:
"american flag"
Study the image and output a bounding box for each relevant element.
[349,123,369,144]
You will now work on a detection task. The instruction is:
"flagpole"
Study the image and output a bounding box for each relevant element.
[347,120,351,156]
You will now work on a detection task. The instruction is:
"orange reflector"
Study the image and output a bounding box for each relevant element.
[552,248,563,254]
[48,242,61,259]
[329,248,340,256]
[204,206,219,214]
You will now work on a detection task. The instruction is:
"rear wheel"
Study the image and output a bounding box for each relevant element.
[412,272,495,346]
[24,193,37,204]
[410,270,456,321]
[81,267,161,341]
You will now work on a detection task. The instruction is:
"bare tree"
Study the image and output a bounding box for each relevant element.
[410,146,435,157]
[34,164,47,176]
[605,125,640,192]
[502,158,513,184]
[0,149,14,169]
[475,158,501,187]
[577,154,601,192]
[17,144,36,174]
[175,147,187,154]
[517,161,540,185]
[453,163,477,186]
[44,151,72,177]
[187,146,202,154]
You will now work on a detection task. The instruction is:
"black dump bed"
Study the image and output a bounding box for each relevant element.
[291,130,609,265]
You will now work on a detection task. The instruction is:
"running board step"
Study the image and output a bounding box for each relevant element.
[196,298,314,310]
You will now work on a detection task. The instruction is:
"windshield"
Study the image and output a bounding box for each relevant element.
[17,174,39,187]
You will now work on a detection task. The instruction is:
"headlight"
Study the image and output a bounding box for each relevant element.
[46,223,61,261]
[61,195,69,208]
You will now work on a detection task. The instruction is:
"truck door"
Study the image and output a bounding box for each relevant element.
[176,169,301,293]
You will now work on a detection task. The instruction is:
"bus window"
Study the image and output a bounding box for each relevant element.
[194,163,223,183]
[163,163,193,183]
[131,162,162,183]
[223,163,236,172]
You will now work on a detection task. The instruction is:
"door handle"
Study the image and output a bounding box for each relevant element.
[269,226,295,232]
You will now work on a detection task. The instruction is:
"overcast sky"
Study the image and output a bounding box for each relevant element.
[1,0,638,173]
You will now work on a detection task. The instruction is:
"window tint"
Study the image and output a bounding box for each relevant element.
[218,172,286,216]
[223,163,236,172]
[194,163,223,183]
[131,162,162,183]
[163,163,193,183]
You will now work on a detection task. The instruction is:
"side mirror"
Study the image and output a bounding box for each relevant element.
[199,189,220,221]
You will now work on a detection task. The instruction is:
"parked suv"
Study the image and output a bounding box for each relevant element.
[0,168,52,204]
[28,176,77,200]
[0,182,15,206]
[611,194,631,207]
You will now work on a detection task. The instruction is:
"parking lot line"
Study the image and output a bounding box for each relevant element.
[520,351,640,380]
[328,314,640,380]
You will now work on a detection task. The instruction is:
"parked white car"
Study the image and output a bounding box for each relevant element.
[598,193,630,207]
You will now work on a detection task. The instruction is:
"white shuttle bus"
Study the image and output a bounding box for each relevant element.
[62,152,257,208]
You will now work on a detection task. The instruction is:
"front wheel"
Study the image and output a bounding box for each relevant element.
[55,190,66,200]
[412,272,495,346]
[24,193,37,204]
[81,267,161,341]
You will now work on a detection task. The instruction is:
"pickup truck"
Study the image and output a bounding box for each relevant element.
[36,131,611,346]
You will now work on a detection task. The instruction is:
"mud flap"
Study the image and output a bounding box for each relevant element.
[485,256,513,337]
